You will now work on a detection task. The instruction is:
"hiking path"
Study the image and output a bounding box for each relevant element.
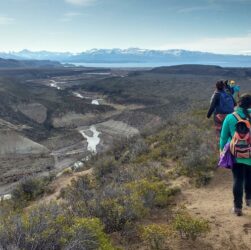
[180,168,251,249]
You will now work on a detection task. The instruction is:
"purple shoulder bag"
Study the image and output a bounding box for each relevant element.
[218,142,235,169]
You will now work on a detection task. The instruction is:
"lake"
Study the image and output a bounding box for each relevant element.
[67,61,251,68]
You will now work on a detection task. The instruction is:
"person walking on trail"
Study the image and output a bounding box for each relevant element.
[207,80,235,144]
[224,80,234,95]
[229,80,241,103]
[220,94,251,216]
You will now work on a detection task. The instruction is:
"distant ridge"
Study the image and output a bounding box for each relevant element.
[1,48,251,67]
[0,58,62,68]
[151,64,251,77]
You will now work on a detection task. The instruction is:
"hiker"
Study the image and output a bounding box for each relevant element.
[220,94,251,216]
[207,80,235,144]
[224,80,234,95]
[229,80,241,103]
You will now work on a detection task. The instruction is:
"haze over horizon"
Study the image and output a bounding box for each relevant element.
[1,48,251,57]
[1,0,251,55]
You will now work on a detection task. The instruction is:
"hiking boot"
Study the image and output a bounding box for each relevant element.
[246,199,251,207]
[232,207,243,216]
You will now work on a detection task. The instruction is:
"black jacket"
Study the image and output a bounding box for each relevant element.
[207,92,221,118]
[207,91,236,118]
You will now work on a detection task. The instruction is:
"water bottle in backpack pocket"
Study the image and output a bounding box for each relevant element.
[230,113,251,158]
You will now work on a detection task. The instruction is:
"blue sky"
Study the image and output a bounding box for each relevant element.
[0,0,251,54]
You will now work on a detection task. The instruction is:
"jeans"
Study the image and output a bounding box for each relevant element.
[232,163,251,209]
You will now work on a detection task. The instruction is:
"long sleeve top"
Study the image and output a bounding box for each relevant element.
[207,91,236,118]
[207,92,221,118]
[220,107,251,166]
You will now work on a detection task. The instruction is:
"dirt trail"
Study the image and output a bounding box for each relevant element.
[39,168,93,204]
[181,168,251,249]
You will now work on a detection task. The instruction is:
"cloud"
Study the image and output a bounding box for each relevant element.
[177,6,215,13]
[59,12,82,22]
[160,34,251,55]
[0,16,15,25]
[176,1,222,14]
[65,0,96,6]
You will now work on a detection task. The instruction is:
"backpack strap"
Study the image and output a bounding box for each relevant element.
[233,112,243,121]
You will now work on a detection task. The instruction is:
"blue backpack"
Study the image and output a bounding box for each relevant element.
[218,92,234,114]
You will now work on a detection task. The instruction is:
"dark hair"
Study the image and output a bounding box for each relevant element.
[224,80,229,85]
[239,94,251,122]
[216,80,224,91]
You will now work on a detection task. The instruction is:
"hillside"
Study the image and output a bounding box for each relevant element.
[151,64,251,77]
[0,57,63,68]
[0,64,251,249]
[0,130,49,155]
[0,64,250,190]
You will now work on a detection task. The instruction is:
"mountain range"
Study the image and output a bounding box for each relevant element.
[1,48,251,67]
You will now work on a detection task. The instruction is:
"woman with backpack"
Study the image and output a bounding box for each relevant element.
[207,80,235,144]
[220,94,251,216]
[229,80,241,103]
[224,80,234,95]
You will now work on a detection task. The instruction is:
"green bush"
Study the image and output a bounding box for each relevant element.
[64,177,174,232]
[61,153,181,234]
[11,176,54,207]
[0,203,116,250]
[98,196,147,232]
[141,224,173,250]
[111,137,149,163]
[60,174,97,216]
[126,179,180,208]
[135,109,217,186]
[63,179,148,232]
[172,210,210,241]
[93,156,118,183]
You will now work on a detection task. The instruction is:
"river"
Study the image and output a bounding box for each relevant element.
[79,126,101,154]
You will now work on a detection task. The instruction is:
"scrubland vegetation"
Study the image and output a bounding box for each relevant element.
[2,66,250,249]
[0,106,214,249]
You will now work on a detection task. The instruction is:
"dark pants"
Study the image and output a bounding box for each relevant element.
[232,163,251,209]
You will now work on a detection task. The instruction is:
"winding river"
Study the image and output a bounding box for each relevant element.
[91,100,100,105]
[79,125,101,154]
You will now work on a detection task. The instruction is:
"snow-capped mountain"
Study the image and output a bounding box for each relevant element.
[14,49,73,60]
[1,48,251,67]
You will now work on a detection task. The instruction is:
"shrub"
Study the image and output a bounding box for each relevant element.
[98,198,127,232]
[60,174,97,216]
[194,171,214,187]
[126,179,180,208]
[61,167,73,175]
[0,203,116,250]
[120,222,140,243]
[135,109,217,186]
[111,137,149,163]
[102,162,167,187]
[141,224,173,250]
[97,195,147,232]
[62,217,116,250]
[62,177,149,232]
[62,157,180,233]
[11,176,54,207]
[172,210,210,241]
[93,156,118,183]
